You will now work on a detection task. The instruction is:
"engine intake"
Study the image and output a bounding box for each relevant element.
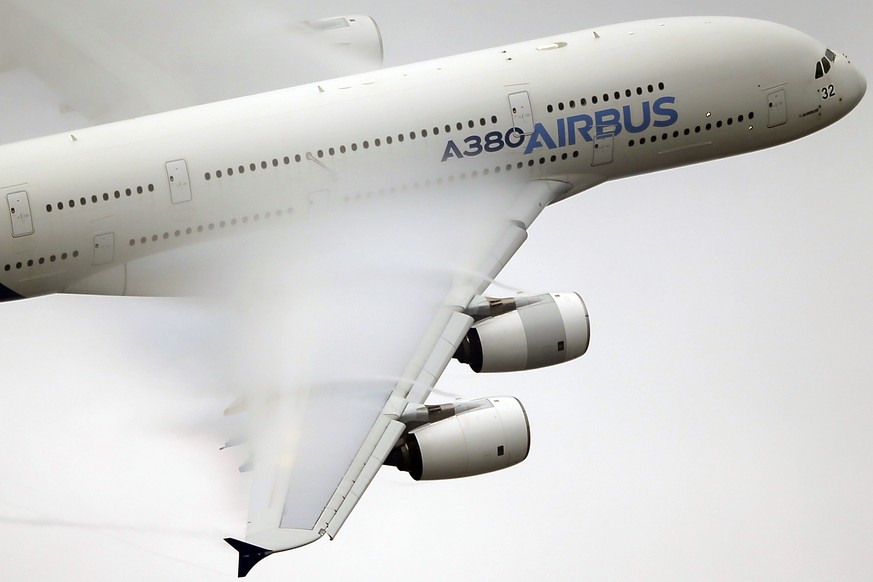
[386,397,530,480]
[455,292,590,372]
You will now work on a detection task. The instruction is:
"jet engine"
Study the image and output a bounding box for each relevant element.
[454,292,590,372]
[386,397,530,480]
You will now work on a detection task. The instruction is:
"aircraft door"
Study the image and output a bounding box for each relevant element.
[6,191,34,237]
[166,159,193,203]
[92,232,115,265]
[767,89,787,127]
[591,136,614,166]
[508,91,535,135]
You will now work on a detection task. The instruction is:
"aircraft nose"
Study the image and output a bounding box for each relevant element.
[843,58,866,111]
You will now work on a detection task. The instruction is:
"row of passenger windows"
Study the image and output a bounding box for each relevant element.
[45,183,155,213]
[137,151,586,251]
[548,82,666,113]
[128,207,294,247]
[626,111,756,147]
[204,115,501,181]
[4,249,79,272]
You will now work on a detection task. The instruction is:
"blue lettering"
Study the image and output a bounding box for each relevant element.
[595,108,622,138]
[524,123,558,154]
[622,102,651,133]
[556,117,567,148]
[505,128,525,148]
[567,114,593,144]
[441,140,464,162]
[652,96,679,127]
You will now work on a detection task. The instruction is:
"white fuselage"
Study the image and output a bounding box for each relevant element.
[0,17,865,299]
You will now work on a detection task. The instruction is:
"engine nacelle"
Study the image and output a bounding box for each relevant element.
[386,397,530,480]
[455,292,590,373]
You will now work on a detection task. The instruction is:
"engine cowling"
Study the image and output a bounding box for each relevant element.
[386,397,530,480]
[455,292,590,373]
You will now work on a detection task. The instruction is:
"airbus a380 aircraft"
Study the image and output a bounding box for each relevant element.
[0,16,864,576]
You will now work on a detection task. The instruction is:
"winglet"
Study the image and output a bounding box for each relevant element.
[224,538,274,577]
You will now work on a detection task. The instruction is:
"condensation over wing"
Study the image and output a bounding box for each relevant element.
[217,179,569,573]
[0,0,383,141]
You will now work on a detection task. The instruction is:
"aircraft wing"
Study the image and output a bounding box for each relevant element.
[0,0,383,141]
[223,179,570,576]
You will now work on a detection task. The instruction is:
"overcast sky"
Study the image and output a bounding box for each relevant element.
[0,1,871,581]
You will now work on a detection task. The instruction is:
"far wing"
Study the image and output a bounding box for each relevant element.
[225,179,570,576]
[0,1,382,139]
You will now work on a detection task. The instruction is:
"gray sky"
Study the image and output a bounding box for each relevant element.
[0,1,871,580]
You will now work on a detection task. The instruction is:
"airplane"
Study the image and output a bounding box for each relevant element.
[0,15,865,577]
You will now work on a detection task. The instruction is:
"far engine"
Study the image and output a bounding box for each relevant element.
[454,292,590,372]
[385,397,530,480]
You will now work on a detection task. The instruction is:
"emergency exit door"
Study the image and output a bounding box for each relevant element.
[767,89,787,128]
[166,159,193,204]
[508,91,535,135]
[6,191,34,237]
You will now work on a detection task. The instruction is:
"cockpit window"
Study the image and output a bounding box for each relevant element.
[815,50,837,79]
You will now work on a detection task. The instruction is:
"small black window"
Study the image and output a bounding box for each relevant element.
[491,115,498,123]
[592,95,598,104]
[295,154,302,162]
[238,166,244,174]
[822,58,831,75]
[625,89,632,97]
[284,156,291,164]
[825,49,836,62]
[569,100,575,108]
[328,148,335,156]
[103,193,109,201]
[250,163,256,171]
[647,84,654,93]
[227,168,233,176]
[557,102,564,111]
[374,138,381,147]
[815,61,824,79]
[614,91,620,100]
[148,184,154,192]
[581,98,587,106]
[658,82,665,90]
[46,204,52,212]
[497,445,505,456]
[603,93,609,102]
[69,200,75,208]
[272,159,279,166]
[261,161,267,169]
[91,195,98,203]
[636,87,643,95]
[468,120,475,128]
[216,170,222,178]
[80,197,86,205]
